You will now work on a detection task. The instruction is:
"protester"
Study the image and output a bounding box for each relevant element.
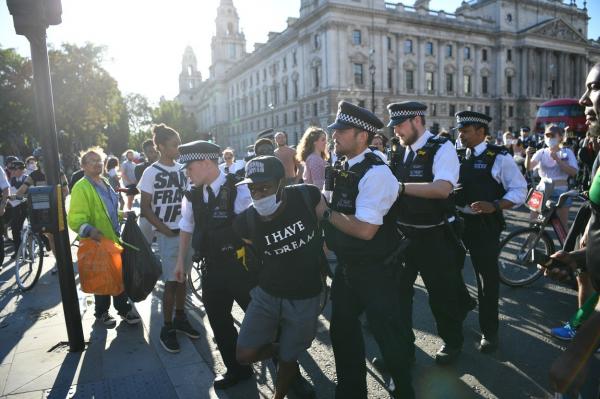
[134,139,159,244]
[121,149,138,210]
[234,155,322,399]
[254,138,275,157]
[525,124,578,227]
[296,127,328,190]
[274,132,302,185]
[0,165,9,269]
[68,147,141,327]
[218,147,245,176]
[139,124,199,353]
[6,161,28,257]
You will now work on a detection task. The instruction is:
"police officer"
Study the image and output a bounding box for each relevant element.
[174,141,257,389]
[455,111,527,352]
[323,101,414,399]
[387,101,467,365]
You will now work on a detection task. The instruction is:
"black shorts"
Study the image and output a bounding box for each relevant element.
[125,184,139,196]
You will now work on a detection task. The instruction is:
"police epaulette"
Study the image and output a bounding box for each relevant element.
[485,144,509,156]
[364,151,385,165]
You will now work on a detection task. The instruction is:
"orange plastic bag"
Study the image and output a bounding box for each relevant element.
[77,237,124,296]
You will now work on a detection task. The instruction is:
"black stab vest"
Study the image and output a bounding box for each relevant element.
[390,136,454,226]
[456,144,507,207]
[325,152,400,262]
[187,174,243,261]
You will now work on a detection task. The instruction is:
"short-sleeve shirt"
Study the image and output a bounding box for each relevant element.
[138,162,186,230]
[121,160,137,185]
[28,169,47,186]
[531,147,578,187]
[233,185,323,299]
[0,167,8,191]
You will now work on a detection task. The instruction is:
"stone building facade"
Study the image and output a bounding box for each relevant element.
[177,0,600,153]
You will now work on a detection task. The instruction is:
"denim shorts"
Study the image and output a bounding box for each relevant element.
[156,233,192,282]
[237,286,321,362]
[547,186,572,208]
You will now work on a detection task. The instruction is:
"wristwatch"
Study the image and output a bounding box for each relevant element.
[323,208,333,222]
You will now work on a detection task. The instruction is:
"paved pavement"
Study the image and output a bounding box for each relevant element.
[0,205,598,398]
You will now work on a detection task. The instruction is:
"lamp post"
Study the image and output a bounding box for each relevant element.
[7,0,85,352]
[268,102,275,129]
[369,50,376,113]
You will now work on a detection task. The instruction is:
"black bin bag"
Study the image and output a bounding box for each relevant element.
[121,214,162,302]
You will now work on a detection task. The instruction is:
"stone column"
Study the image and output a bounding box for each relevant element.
[417,36,424,94]
[396,34,403,95]
[457,42,464,96]
[437,39,444,96]
[473,44,480,97]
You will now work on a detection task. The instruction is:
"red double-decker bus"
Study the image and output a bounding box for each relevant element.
[534,99,586,138]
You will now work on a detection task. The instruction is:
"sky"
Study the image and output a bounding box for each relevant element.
[0,0,597,104]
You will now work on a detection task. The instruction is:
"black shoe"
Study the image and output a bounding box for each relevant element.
[173,318,200,339]
[160,326,180,353]
[435,345,461,365]
[289,371,315,399]
[213,368,253,390]
[479,334,499,354]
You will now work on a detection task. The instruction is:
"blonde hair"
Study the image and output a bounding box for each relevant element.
[80,147,106,166]
[296,127,328,162]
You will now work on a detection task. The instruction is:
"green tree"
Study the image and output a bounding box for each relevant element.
[0,46,35,155]
[152,99,198,142]
[125,93,153,135]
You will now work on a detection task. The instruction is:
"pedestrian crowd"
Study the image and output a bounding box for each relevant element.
[2,64,600,399]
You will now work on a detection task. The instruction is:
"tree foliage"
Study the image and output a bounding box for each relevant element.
[151,99,198,142]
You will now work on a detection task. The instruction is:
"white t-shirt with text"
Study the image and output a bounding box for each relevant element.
[138,162,186,230]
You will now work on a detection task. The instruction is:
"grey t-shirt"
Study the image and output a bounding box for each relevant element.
[121,160,137,185]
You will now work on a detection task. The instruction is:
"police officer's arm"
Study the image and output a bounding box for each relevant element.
[402,141,458,199]
[175,196,194,283]
[472,153,528,214]
[14,175,33,197]
[0,187,8,217]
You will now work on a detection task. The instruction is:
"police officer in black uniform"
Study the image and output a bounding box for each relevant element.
[323,101,414,399]
[454,111,527,353]
[387,101,467,365]
[174,141,257,389]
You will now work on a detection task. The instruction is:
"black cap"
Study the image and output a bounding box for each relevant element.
[455,111,492,129]
[11,160,25,169]
[387,101,427,127]
[237,155,285,186]
[520,126,530,132]
[328,101,383,133]
[178,140,221,166]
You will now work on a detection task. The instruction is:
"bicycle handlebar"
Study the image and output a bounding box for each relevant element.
[548,190,586,210]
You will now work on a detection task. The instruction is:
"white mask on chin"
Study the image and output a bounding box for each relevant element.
[544,137,559,148]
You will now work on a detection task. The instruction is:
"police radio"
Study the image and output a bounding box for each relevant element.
[388,137,403,175]
[27,185,59,234]
[324,159,343,191]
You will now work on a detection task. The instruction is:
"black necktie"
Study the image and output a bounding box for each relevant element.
[343,162,349,171]
[404,148,415,167]
[206,185,216,208]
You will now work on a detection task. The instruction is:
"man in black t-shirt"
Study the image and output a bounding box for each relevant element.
[135,139,160,243]
[234,156,324,399]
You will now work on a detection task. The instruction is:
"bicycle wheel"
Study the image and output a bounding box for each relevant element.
[188,260,203,301]
[15,233,44,291]
[498,227,554,287]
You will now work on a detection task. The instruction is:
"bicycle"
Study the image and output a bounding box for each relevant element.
[497,188,586,287]
[188,260,203,301]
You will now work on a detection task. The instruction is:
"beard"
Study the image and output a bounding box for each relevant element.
[589,123,600,138]
[400,124,419,146]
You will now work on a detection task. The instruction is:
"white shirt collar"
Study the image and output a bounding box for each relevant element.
[408,130,434,152]
[346,148,371,168]
[472,140,488,156]
[205,171,226,195]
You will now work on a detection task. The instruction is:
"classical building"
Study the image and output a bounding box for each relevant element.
[177,0,600,153]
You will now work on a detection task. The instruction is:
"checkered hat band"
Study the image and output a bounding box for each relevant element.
[390,110,426,118]
[456,116,489,124]
[338,112,377,133]
[180,152,220,163]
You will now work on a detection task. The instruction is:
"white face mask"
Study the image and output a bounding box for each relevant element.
[252,192,282,216]
[545,137,559,148]
[26,163,36,171]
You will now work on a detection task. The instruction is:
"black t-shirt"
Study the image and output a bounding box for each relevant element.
[233,185,323,299]
[134,161,151,182]
[29,169,46,186]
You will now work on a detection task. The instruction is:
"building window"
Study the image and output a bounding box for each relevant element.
[426,42,434,56]
[283,56,287,70]
[293,80,298,99]
[464,46,471,60]
[404,39,413,54]
[293,110,298,122]
[446,73,454,93]
[314,67,320,88]
[284,112,288,125]
[485,105,490,116]
[507,76,513,95]
[387,36,392,51]
[352,30,362,45]
[313,102,318,117]
[464,75,472,94]
[508,105,514,118]
[314,34,320,49]
[292,50,297,66]
[482,76,488,94]
[449,104,456,117]
[426,72,434,91]
[507,49,512,62]
[354,63,364,85]
[406,70,414,90]
[263,68,267,80]
[482,49,488,62]
[431,104,437,116]
[446,44,453,58]
[229,44,236,59]
[387,68,393,90]
[284,83,289,102]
